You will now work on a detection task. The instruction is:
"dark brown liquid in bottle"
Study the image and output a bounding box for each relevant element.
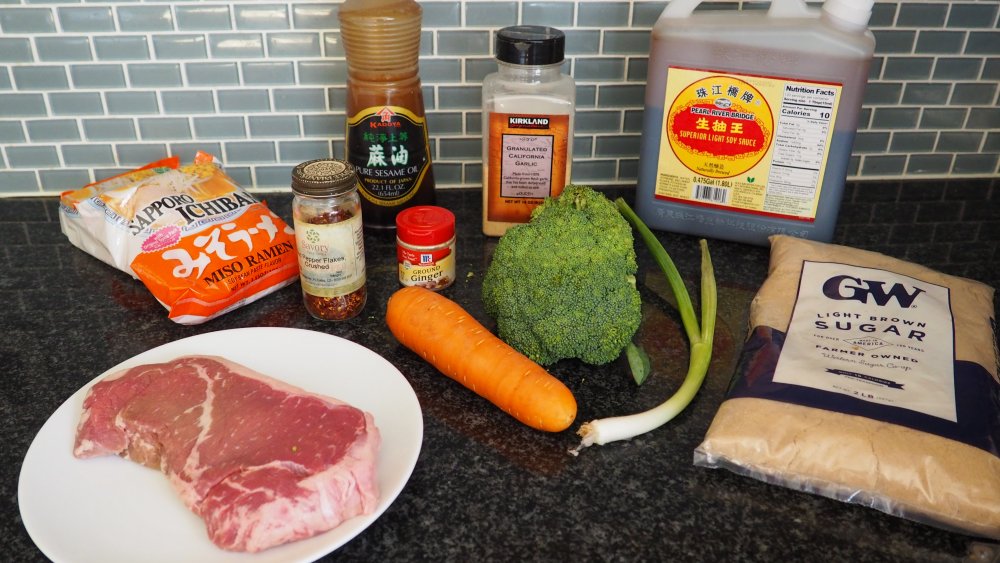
[339,0,436,229]
[345,76,436,229]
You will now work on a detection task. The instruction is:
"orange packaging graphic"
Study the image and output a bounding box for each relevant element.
[59,152,298,324]
[485,112,570,223]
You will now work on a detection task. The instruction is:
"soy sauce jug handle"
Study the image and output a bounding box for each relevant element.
[661,0,812,19]
[660,0,701,19]
[767,0,815,18]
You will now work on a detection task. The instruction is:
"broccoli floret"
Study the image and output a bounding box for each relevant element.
[481,185,642,366]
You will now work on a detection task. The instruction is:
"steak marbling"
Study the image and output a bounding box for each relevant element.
[73,355,381,552]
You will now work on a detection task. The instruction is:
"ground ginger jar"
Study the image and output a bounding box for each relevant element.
[396,205,455,291]
[291,159,367,320]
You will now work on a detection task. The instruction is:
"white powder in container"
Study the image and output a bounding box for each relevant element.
[481,26,576,237]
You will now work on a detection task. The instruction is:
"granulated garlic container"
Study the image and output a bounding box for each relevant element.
[481,25,575,237]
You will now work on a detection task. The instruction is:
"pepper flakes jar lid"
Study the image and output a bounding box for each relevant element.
[396,206,455,246]
[291,159,358,197]
[495,25,565,66]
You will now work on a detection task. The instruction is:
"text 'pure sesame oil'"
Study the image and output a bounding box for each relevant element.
[635,0,875,245]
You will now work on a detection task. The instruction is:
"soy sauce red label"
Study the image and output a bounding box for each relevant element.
[346,105,431,207]
[666,75,773,179]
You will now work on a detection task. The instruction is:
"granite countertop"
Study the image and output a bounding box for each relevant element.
[3,182,998,562]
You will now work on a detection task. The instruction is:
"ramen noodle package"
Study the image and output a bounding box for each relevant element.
[59,152,298,324]
[695,235,1000,539]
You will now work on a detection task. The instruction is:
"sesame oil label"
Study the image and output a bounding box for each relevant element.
[347,105,431,208]
[656,67,843,222]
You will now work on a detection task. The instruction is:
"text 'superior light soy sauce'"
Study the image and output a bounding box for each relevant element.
[338,0,436,229]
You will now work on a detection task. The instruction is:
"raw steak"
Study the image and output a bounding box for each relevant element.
[73,355,381,552]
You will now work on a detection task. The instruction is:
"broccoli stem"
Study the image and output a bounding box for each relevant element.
[626,342,652,385]
[573,201,717,451]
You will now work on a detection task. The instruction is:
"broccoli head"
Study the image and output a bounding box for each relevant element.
[481,185,641,366]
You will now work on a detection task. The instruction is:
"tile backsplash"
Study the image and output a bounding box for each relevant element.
[0,0,997,196]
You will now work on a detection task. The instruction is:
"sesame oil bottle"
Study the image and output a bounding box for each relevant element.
[338,0,436,229]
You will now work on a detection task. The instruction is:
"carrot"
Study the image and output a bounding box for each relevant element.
[386,286,577,432]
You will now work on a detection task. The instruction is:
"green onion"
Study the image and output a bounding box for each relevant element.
[574,199,717,450]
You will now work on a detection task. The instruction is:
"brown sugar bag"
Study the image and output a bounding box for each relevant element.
[695,235,1000,539]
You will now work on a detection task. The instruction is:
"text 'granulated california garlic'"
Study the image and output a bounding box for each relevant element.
[695,235,1000,539]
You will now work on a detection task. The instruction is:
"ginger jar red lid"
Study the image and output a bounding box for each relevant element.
[396,206,455,246]
[396,205,456,291]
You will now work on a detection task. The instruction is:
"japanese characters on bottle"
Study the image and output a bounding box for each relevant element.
[339,0,436,228]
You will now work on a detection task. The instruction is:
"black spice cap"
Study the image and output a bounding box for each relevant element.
[291,158,358,197]
[495,25,565,66]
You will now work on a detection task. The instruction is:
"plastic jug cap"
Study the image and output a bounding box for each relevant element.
[822,0,874,27]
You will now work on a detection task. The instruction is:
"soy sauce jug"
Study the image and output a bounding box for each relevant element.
[635,0,875,245]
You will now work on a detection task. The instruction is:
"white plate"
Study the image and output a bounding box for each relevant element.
[18,327,423,563]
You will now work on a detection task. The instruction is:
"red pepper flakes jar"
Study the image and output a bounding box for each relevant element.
[396,206,456,291]
[291,158,367,321]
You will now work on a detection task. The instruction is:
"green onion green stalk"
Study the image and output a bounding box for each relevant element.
[574,199,717,450]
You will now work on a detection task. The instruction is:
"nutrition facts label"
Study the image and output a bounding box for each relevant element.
[767,84,838,205]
